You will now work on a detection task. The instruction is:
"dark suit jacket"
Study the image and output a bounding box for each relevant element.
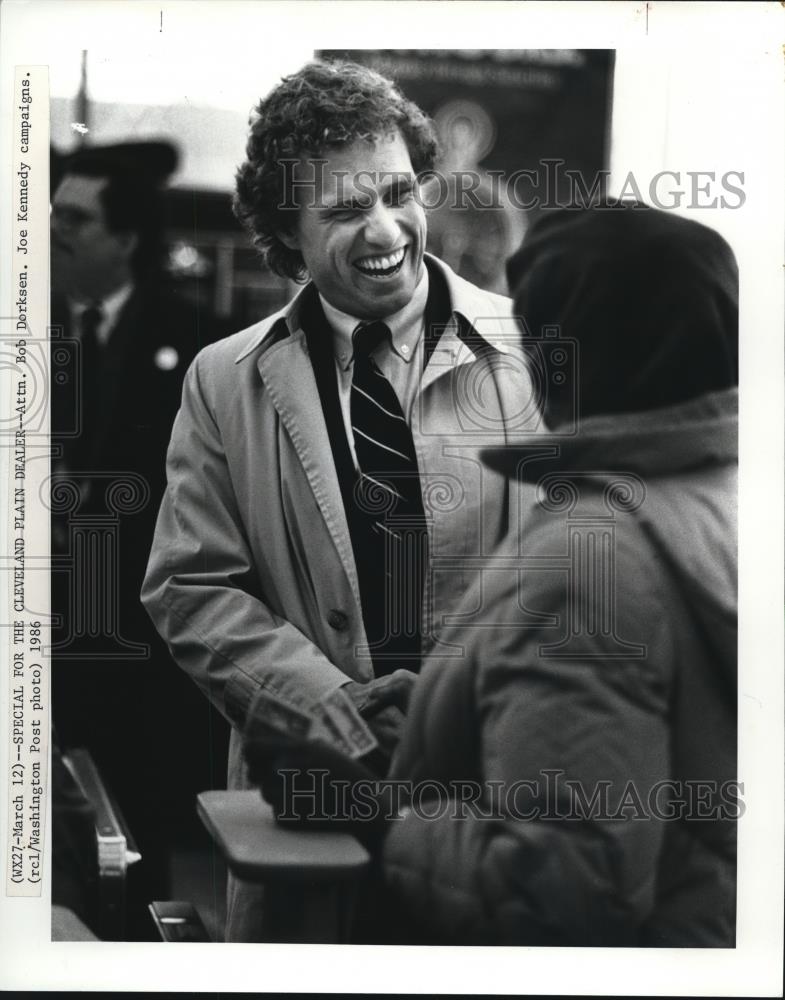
[51,281,230,907]
[53,283,215,510]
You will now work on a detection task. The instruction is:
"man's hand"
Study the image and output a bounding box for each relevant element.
[243,734,392,850]
[342,669,416,759]
[342,669,416,715]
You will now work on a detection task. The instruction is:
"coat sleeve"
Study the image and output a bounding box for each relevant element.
[141,349,351,731]
[382,542,674,945]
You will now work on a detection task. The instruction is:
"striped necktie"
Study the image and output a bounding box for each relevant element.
[350,321,427,661]
[350,321,425,533]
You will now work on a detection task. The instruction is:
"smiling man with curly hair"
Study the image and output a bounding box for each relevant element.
[234,60,438,284]
[142,59,540,941]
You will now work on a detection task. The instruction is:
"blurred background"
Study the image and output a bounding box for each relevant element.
[50,47,616,330]
[49,37,759,329]
[44,35,765,941]
[48,45,618,940]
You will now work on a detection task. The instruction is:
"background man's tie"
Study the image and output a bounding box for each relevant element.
[79,303,103,441]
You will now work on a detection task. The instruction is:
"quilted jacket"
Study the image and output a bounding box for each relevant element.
[383,387,738,946]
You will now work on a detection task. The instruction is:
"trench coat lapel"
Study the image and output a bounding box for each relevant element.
[256,332,361,607]
[420,259,535,442]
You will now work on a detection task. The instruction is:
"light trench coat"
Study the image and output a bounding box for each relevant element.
[141,255,540,937]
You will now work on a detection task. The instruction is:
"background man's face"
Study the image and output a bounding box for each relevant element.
[283,130,427,320]
[51,174,135,299]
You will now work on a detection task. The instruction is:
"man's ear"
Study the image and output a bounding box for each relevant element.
[277,229,300,251]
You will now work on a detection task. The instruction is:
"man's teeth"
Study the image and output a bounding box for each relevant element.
[355,247,406,275]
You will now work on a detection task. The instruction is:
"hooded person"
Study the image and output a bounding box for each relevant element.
[248,201,739,946]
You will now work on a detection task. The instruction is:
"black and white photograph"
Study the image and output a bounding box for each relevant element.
[0,1,782,993]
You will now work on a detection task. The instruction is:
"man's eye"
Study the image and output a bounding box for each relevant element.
[388,188,414,207]
[330,208,359,220]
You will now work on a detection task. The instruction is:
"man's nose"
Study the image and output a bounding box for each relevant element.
[362,203,399,248]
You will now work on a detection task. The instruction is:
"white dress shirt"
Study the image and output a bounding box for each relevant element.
[68,281,135,347]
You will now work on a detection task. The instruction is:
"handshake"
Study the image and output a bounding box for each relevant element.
[242,669,417,849]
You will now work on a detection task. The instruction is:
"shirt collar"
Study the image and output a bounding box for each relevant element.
[319,266,430,371]
[232,253,517,365]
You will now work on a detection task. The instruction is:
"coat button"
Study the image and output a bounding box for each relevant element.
[327,609,348,631]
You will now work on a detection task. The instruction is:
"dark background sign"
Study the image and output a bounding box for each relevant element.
[321,49,615,292]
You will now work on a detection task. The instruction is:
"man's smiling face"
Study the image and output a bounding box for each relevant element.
[280,130,427,320]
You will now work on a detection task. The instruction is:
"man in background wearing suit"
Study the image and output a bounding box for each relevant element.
[50,143,228,937]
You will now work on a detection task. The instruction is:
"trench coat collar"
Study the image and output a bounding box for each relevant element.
[252,313,362,606]
[231,254,521,608]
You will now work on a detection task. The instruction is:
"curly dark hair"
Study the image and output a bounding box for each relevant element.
[233,60,439,281]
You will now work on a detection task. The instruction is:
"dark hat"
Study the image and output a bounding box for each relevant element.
[62,140,178,186]
[506,201,739,424]
[50,144,66,194]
